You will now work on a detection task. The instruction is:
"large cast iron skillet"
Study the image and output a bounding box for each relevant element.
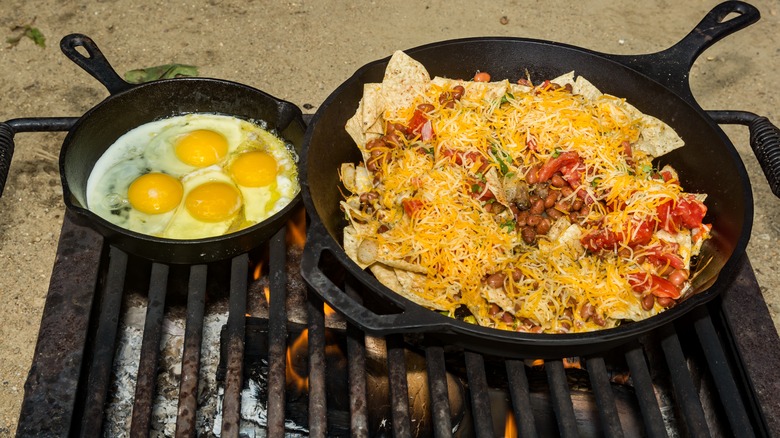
[300,1,780,357]
[0,34,305,264]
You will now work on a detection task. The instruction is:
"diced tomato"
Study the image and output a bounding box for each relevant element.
[537,151,581,183]
[408,109,428,136]
[581,228,621,252]
[420,120,434,141]
[402,198,425,217]
[657,195,707,232]
[581,219,653,253]
[628,273,681,299]
[645,249,686,270]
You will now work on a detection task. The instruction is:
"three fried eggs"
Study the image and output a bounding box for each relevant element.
[86,113,299,239]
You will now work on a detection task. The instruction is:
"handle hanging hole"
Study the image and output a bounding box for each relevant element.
[718,11,744,24]
[73,44,91,59]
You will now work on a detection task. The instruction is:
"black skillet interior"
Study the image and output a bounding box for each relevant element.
[58,35,307,264]
[301,6,756,356]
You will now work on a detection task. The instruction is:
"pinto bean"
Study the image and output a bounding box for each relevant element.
[486,273,506,289]
[580,302,595,320]
[452,85,465,100]
[526,164,541,184]
[554,200,572,213]
[473,71,491,82]
[656,297,674,308]
[527,214,542,227]
[417,103,435,113]
[501,312,515,323]
[511,267,523,281]
[366,138,387,150]
[530,198,545,215]
[668,269,690,287]
[489,303,501,315]
[571,199,584,211]
[561,186,574,198]
[592,312,606,326]
[521,226,536,244]
[642,294,655,311]
[546,191,560,208]
[535,217,552,235]
[516,210,529,227]
[546,207,564,220]
[551,174,567,188]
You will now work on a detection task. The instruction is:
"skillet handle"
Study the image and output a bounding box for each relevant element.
[60,34,134,95]
[708,110,780,199]
[300,220,450,334]
[0,118,78,198]
[607,1,759,102]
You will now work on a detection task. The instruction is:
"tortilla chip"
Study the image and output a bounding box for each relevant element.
[369,263,446,310]
[431,77,509,103]
[381,51,431,114]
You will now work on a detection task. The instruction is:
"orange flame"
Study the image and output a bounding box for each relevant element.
[505,409,518,438]
[286,207,306,248]
[324,303,336,317]
[286,329,310,393]
[263,285,271,306]
[528,357,581,369]
[253,260,264,281]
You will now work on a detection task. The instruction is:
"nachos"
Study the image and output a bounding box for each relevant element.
[339,51,711,333]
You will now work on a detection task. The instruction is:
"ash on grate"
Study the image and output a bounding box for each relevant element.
[103,292,228,437]
[213,318,350,437]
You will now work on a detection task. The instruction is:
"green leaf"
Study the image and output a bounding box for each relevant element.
[25,27,45,48]
[6,23,45,48]
[124,64,199,84]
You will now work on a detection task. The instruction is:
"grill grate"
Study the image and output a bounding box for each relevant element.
[16,209,780,437]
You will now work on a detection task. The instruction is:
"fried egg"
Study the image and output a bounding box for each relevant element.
[86,113,299,240]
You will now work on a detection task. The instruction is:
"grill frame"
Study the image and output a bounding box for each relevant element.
[16,207,780,437]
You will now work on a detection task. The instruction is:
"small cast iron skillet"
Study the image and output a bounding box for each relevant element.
[300,1,780,357]
[0,34,305,264]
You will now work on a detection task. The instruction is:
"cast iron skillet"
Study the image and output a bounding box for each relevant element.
[0,34,305,264]
[300,1,780,357]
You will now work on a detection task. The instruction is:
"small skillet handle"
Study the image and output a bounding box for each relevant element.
[708,110,780,198]
[0,118,79,198]
[300,220,449,334]
[60,34,134,95]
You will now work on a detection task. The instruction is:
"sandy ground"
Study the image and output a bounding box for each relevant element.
[0,0,778,435]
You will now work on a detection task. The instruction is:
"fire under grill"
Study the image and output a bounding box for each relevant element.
[16,205,780,437]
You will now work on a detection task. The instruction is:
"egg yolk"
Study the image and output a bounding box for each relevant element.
[127,173,183,214]
[185,181,242,222]
[230,151,278,187]
[175,129,229,167]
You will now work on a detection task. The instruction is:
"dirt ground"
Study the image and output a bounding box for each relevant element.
[0,1,778,435]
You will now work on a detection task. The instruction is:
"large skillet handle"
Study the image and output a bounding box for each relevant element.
[0,118,78,198]
[60,34,134,95]
[301,221,450,334]
[606,1,759,102]
[708,110,780,198]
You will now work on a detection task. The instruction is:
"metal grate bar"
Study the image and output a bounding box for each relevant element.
[660,328,710,436]
[344,282,369,438]
[625,345,666,437]
[220,254,249,438]
[307,295,328,437]
[585,356,625,438]
[17,211,103,437]
[386,334,412,437]
[694,309,755,437]
[505,359,539,438]
[464,351,493,437]
[267,227,289,437]
[79,246,128,438]
[545,359,578,437]
[424,344,453,438]
[130,263,170,436]
[175,264,208,438]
